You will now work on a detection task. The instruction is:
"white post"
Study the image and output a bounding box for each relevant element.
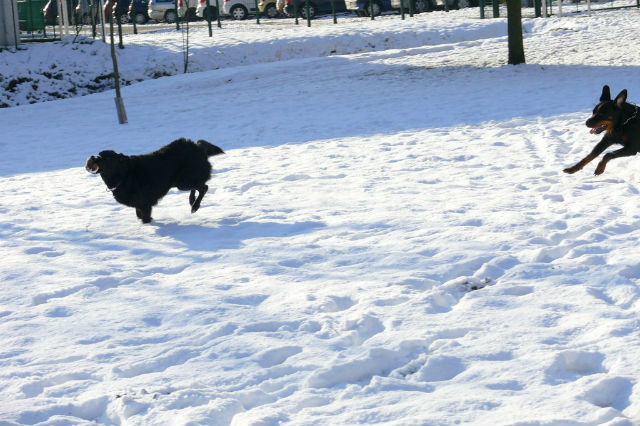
[541,0,547,16]
[0,0,20,48]
[99,0,106,42]
[587,0,591,14]
[61,0,71,36]
[557,0,562,16]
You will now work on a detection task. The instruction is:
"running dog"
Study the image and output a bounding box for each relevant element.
[564,85,640,176]
[86,138,224,223]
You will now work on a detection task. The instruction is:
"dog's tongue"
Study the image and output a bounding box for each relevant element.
[590,128,597,134]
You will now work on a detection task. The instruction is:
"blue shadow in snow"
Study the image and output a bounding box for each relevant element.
[155,220,326,251]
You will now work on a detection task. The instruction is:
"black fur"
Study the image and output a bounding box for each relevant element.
[86,138,224,223]
[564,85,640,176]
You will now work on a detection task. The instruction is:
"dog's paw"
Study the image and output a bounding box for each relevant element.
[563,167,579,174]
[594,167,606,176]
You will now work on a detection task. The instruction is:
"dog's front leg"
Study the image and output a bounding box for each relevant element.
[594,147,637,175]
[564,138,614,174]
[137,205,153,223]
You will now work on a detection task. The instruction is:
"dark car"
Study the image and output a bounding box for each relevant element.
[103,0,132,22]
[128,0,150,23]
[283,0,346,18]
[43,0,75,25]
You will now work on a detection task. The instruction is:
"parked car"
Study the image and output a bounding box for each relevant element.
[283,0,346,18]
[343,0,390,16]
[148,0,179,22]
[74,0,100,24]
[195,0,219,19]
[257,0,278,17]
[388,0,429,12]
[128,0,150,23]
[177,0,199,19]
[43,0,75,25]
[388,0,466,11]
[103,0,132,23]
[221,0,258,20]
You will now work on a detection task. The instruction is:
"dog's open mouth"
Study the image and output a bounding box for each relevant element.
[590,123,608,134]
[85,157,100,174]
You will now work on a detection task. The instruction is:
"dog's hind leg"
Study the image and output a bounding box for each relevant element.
[594,146,637,175]
[191,184,208,213]
[189,190,196,206]
[564,139,614,174]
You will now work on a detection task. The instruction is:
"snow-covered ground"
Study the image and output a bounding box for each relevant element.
[2,8,640,426]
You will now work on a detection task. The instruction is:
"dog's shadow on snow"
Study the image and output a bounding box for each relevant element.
[155,219,326,251]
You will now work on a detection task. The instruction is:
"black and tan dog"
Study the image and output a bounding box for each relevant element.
[86,138,224,223]
[564,85,640,176]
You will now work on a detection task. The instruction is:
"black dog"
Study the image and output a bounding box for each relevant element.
[564,85,640,176]
[86,138,224,223]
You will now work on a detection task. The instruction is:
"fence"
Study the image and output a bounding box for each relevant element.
[16,0,640,42]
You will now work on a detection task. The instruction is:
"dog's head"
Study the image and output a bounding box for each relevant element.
[86,150,130,189]
[586,85,628,135]
[85,150,129,174]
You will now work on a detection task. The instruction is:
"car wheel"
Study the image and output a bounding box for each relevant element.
[164,9,177,22]
[203,6,217,19]
[230,4,248,19]
[264,3,278,17]
[134,12,148,24]
[414,0,428,12]
[118,13,130,24]
[299,2,316,18]
[371,1,381,15]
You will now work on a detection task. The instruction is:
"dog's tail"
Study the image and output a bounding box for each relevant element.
[197,140,225,157]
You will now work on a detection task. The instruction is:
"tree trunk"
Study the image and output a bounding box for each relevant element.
[507,0,525,65]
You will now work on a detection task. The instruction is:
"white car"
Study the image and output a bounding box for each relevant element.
[147,0,179,22]
[389,0,468,10]
[221,0,258,19]
[177,0,199,18]
[195,0,220,18]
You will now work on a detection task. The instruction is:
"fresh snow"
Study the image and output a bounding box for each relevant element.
[2,8,640,426]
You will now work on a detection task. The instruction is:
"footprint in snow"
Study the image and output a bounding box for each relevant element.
[544,350,605,385]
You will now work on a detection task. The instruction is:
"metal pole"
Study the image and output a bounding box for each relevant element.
[57,0,63,36]
[400,0,405,19]
[205,0,212,35]
[293,0,298,24]
[131,0,138,34]
[116,2,124,47]
[89,0,97,37]
[331,0,336,23]
[369,0,374,19]
[492,0,498,17]
[479,0,484,18]
[409,0,413,17]
[173,0,179,30]
[215,0,221,27]
[541,0,547,16]
[305,0,310,25]
[444,0,448,11]
[255,0,260,23]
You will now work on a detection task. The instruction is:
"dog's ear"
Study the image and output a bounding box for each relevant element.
[614,89,627,108]
[600,85,611,102]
